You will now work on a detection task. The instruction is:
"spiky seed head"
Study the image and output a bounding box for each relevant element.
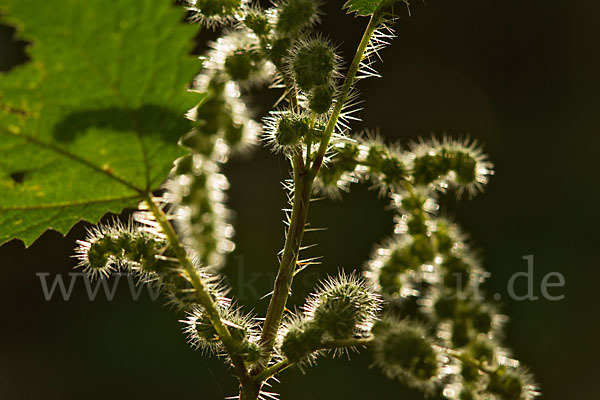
[487,366,539,400]
[224,48,264,82]
[410,234,435,265]
[243,9,271,36]
[239,341,263,363]
[268,37,291,69]
[278,113,310,145]
[305,272,381,339]
[468,337,496,363]
[452,150,477,184]
[74,220,173,280]
[280,320,324,363]
[290,37,338,91]
[183,305,259,357]
[275,0,320,36]
[409,137,493,197]
[372,317,440,386]
[263,111,310,152]
[365,142,387,173]
[308,84,334,114]
[460,338,497,382]
[442,255,472,289]
[187,0,246,28]
[380,155,408,186]
[366,236,428,299]
[434,218,464,255]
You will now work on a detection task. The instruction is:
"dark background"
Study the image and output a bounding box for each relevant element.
[1,0,598,399]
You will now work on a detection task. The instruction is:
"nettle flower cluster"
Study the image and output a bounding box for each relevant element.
[74,1,538,399]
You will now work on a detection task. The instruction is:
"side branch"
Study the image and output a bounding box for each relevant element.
[310,12,383,175]
[257,150,312,360]
[143,195,253,388]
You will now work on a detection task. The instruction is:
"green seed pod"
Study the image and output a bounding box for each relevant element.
[406,214,428,235]
[452,150,477,184]
[75,221,175,280]
[269,37,291,69]
[243,10,271,36]
[318,163,344,186]
[442,255,472,289]
[468,338,496,363]
[306,273,381,339]
[85,237,113,270]
[266,112,311,151]
[365,143,387,173]
[224,48,263,82]
[240,341,262,363]
[275,0,320,36]
[487,366,525,400]
[281,321,324,363]
[378,265,403,296]
[434,220,455,255]
[380,155,408,187]
[410,234,435,264]
[183,305,258,356]
[308,84,334,114]
[412,153,447,186]
[224,123,245,147]
[372,318,439,383]
[290,38,338,91]
[189,0,244,27]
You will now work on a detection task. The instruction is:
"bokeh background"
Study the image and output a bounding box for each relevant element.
[1,0,598,399]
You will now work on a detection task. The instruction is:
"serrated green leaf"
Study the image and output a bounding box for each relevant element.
[344,0,404,16]
[0,0,199,247]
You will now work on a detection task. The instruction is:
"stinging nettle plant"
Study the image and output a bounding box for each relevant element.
[0,0,539,399]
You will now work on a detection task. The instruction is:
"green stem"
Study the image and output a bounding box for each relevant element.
[256,150,312,359]
[311,12,382,175]
[253,12,384,384]
[253,338,375,383]
[143,195,256,395]
[444,348,495,375]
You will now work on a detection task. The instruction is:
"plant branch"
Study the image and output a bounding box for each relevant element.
[443,347,496,375]
[254,12,385,380]
[256,150,313,361]
[310,12,383,175]
[143,194,256,394]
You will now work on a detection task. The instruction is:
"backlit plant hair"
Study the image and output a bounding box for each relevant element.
[70,1,539,399]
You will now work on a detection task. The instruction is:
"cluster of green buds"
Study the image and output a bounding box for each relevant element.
[371,317,442,392]
[182,304,263,364]
[278,272,380,365]
[71,1,541,399]
[315,135,493,198]
[74,214,262,363]
[74,215,226,309]
[341,138,536,398]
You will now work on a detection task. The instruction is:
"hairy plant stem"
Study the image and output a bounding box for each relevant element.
[251,14,385,392]
[311,12,383,175]
[256,149,312,358]
[143,195,257,396]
